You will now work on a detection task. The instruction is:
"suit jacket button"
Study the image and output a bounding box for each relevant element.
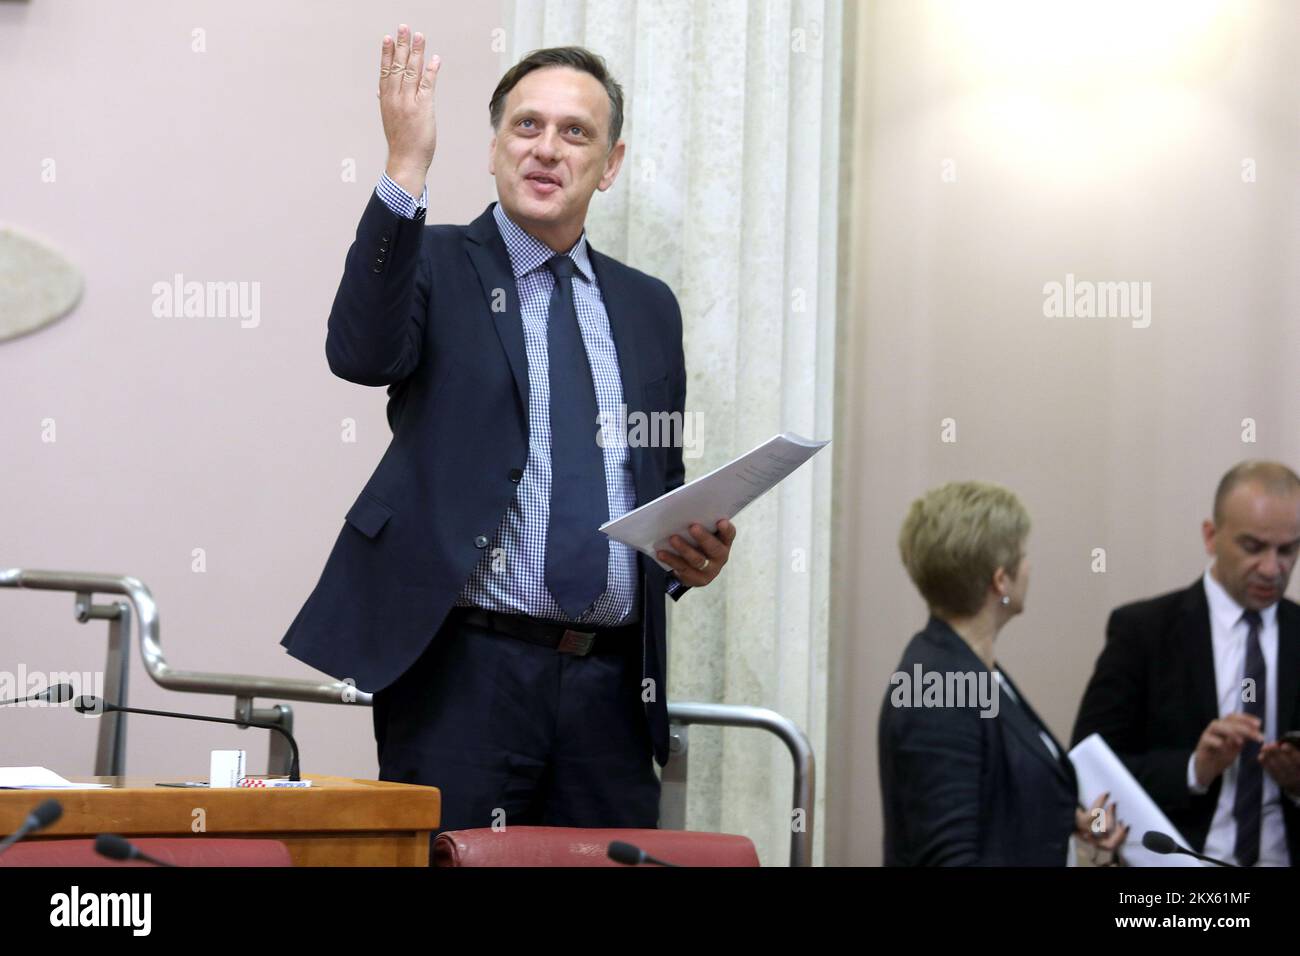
[372,265,382,273]
[381,233,391,242]
[474,535,489,549]
[508,468,523,482]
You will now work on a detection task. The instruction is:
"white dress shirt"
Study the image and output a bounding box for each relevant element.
[1189,567,1291,866]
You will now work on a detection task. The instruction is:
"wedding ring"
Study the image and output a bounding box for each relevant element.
[697,558,710,572]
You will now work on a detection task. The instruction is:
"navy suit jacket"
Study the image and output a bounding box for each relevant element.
[280,193,687,766]
[1072,580,1300,861]
[878,616,1079,866]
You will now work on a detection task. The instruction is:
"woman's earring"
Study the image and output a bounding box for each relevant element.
[1000,594,1010,606]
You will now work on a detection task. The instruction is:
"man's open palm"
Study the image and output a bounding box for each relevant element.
[379,24,440,196]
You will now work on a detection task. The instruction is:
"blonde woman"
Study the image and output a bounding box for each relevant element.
[879,481,1126,866]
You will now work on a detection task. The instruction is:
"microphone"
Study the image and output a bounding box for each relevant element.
[1141,830,1237,867]
[73,695,301,782]
[607,840,680,867]
[0,798,63,856]
[95,834,176,867]
[0,682,76,706]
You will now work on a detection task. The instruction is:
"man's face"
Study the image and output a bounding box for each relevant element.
[1204,482,1300,610]
[489,66,625,246]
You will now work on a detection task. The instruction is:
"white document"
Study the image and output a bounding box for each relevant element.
[1069,734,1207,867]
[0,766,111,789]
[600,432,829,568]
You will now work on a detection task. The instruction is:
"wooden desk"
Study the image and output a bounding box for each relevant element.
[0,775,440,866]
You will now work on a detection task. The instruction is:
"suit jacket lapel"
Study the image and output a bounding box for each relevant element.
[464,203,529,415]
[587,244,650,505]
[996,666,1074,789]
[927,619,1072,788]
[1183,579,1221,730]
[1277,600,1300,732]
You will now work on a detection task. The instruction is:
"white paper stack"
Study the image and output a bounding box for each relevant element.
[0,766,111,789]
[1069,733,1208,867]
[600,432,829,568]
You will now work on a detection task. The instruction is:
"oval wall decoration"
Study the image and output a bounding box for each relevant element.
[0,228,83,343]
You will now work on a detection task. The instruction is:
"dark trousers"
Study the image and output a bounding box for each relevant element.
[372,611,661,837]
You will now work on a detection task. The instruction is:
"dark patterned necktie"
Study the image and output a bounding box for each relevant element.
[543,254,608,618]
[1233,608,1265,866]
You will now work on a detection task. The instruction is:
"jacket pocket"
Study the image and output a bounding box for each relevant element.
[344,492,395,539]
[642,374,669,409]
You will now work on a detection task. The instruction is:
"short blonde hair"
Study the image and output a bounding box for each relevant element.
[898,481,1030,618]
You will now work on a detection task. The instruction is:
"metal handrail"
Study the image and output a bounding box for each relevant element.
[664,702,815,867]
[0,568,366,705]
[2,567,816,865]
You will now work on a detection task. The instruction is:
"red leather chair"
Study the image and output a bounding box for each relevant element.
[0,838,293,867]
[434,827,760,867]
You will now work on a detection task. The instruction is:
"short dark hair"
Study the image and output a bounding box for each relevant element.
[1213,460,1300,522]
[489,46,624,149]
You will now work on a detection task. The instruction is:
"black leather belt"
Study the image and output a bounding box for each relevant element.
[450,607,638,656]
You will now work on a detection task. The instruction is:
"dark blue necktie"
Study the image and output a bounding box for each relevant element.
[543,254,608,618]
[1233,609,1265,866]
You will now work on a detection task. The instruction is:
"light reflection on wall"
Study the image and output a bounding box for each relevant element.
[928,0,1242,189]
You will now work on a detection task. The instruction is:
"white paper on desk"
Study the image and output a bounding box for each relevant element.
[1069,734,1207,867]
[600,432,829,568]
[0,766,111,789]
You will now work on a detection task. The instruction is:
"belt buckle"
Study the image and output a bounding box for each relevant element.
[558,629,596,656]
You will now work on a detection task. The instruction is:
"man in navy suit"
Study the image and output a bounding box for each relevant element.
[281,27,736,833]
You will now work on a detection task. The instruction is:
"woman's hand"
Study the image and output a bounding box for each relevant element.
[1074,791,1129,866]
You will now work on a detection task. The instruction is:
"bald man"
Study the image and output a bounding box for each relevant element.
[1072,461,1300,866]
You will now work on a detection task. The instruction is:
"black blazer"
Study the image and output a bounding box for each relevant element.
[1071,579,1300,860]
[279,193,687,766]
[879,616,1079,866]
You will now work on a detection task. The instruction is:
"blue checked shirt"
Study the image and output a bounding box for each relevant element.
[374,174,639,626]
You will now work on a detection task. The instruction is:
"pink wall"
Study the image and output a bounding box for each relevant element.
[0,0,505,780]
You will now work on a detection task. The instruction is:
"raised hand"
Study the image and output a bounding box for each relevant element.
[378,24,440,199]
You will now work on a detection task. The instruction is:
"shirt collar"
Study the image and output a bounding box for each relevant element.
[1203,564,1278,632]
[491,202,592,283]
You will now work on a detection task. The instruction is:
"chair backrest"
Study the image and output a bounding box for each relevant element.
[433,827,760,867]
[0,837,293,867]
